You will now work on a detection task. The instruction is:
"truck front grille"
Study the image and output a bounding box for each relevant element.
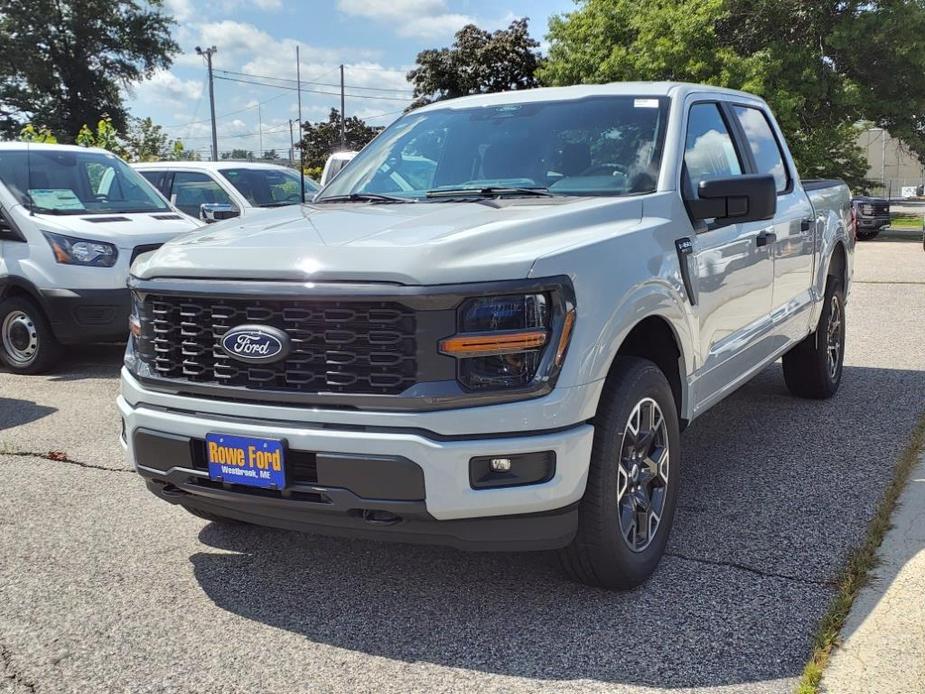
[136,294,418,395]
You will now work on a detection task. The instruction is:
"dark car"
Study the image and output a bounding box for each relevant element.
[852,196,890,240]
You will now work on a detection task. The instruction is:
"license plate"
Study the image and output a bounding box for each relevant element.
[205,433,285,489]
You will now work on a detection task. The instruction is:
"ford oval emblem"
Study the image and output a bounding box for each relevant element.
[220,324,290,364]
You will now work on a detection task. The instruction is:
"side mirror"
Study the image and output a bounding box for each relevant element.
[689,174,776,224]
[199,203,239,223]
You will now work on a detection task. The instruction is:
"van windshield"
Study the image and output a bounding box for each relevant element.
[219,167,319,207]
[317,96,670,201]
[0,148,169,215]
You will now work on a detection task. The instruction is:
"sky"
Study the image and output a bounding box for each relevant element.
[126,0,572,159]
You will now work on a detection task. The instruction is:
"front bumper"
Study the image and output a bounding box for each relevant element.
[118,370,596,550]
[857,215,890,229]
[40,287,130,343]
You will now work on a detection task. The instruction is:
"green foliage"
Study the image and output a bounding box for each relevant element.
[75,117,128,158]
[124,117,170,161]
[539,0,925,190]
[220,149,255,161]
[0,0,178,140]
[299,108,378,170]
[304,165,323,181]
[262,149,280,160]
[18,124,57,143]
[407,18,543,109]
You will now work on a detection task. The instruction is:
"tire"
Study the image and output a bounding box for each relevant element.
[856,229,880,241]
[782,278,845,399]
[182,505,247,525]
[559,357,681,590]
[0,295,62,374]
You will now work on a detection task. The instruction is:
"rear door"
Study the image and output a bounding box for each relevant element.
[729,105,815,340]
[682,101,775,406]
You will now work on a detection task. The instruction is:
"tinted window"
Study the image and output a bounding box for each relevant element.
[733,106,789,192]
[170,171,232,217]
[138,170,164,192]
[219,167,315,207]
[684,103,742,189]
[318,96,671,200]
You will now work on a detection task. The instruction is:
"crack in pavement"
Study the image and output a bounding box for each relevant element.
[1,450,131,474]
[665,551,836,586]
[0,642,37,693]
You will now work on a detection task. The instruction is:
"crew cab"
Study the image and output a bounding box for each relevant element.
[133,161,319,223]
[0,143,200,373]
[119,83,853,589]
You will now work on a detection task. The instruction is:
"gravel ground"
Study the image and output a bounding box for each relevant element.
[0,232,923,694]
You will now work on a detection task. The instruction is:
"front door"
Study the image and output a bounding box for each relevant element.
[682,102,775,408]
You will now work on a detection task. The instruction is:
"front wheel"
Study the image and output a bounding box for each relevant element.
[0,296,61,374]
[559,357,681,590]
[782,279,845,399]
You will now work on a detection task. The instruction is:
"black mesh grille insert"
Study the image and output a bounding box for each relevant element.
[136,294,417,395]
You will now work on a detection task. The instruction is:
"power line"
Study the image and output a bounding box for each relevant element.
[214,68,413,94]
[213,74,412,102]
[161,90,290,130]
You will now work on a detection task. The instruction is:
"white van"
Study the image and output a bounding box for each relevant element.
[0,143,201,373]
[320,151,357,186]
[132,161,320,222]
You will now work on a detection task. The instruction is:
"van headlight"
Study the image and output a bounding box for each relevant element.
[439,288,576,391]
[42,231,118,267]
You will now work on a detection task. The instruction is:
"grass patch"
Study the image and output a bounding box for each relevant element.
[889,214,923,230]
[797,413,925,693]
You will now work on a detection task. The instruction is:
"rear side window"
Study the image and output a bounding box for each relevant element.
[169,171,233,217]
[138,170,165,192]
[684,103,742,189]
[733,106,789,192]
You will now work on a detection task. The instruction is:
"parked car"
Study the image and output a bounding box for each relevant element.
[120,83,853,589]
[852,195,890,240]
[320,151,357,186]
[0,143,200,373]
[133,161,319,222]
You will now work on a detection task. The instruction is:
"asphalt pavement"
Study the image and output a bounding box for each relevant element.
[1,232,923,694]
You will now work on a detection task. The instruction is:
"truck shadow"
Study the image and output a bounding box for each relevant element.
[0,397,56,431]
[46,343,125,381]
[189,363,925,689]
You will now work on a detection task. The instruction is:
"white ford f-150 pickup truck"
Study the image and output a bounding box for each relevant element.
[119,82,853,589]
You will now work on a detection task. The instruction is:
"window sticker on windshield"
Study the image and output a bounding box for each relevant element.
[28,188,86,211]
[634,99,660,108]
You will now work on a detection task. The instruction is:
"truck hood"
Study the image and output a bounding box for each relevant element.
[28,208,201,248]
[133,197,644,285]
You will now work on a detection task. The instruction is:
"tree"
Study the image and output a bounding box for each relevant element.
[124,117,170,162]
[262,149,280,160]
[539,0,925,190]
[75,116,128,158]
[0,0,178,140]
[18,124,57,144]
[299,108,378,169]
[221,149,255,161]
[407,18,542,109]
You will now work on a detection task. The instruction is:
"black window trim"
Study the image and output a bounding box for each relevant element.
[680,99,750,232]
[0,206,26,242]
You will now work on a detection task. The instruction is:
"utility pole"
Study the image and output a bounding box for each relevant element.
[258,102,263,158]
[288,119,295,165]
[296,45,305,203]
[196,45,219,161]
[340,64,346,148]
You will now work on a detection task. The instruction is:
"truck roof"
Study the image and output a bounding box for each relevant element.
[415,81,767,113]
[132,161,297,171]
[0,142,111,155]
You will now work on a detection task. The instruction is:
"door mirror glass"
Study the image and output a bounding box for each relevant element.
[199,202,240,223]
[690,174,777,223]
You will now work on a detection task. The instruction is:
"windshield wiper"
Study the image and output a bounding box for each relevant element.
[315,192,412,204]
[425,186,554,199]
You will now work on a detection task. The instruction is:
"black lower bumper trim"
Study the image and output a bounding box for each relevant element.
[142,474,578,552]
[39,287,130,343]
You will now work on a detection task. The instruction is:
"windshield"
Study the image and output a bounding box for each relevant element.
[318,96,670,201]
[219,167,319,207]
[0,148,170,215]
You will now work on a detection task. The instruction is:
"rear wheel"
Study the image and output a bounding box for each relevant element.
[782,278,845,399]
[0,296,61,374]
[559,357,680,590]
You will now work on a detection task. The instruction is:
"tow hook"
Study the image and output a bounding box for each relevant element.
[361,509,402,526]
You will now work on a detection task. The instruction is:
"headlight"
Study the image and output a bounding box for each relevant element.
[42,231,118,267]
[861,204,874,215]
[439,289,575,391]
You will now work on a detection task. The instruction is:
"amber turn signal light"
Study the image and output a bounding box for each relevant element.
[439,330,549,358]
[555,308,576,366]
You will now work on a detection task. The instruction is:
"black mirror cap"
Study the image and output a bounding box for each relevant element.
[691,174,777,224]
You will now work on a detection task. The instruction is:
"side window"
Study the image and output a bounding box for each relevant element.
[683,103,742,191]
[138,170,165,194]
[170,172,232,217]
[733,106,789,193]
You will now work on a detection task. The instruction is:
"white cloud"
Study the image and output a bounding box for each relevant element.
[336,0,473,39]
[132,69,203,105]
